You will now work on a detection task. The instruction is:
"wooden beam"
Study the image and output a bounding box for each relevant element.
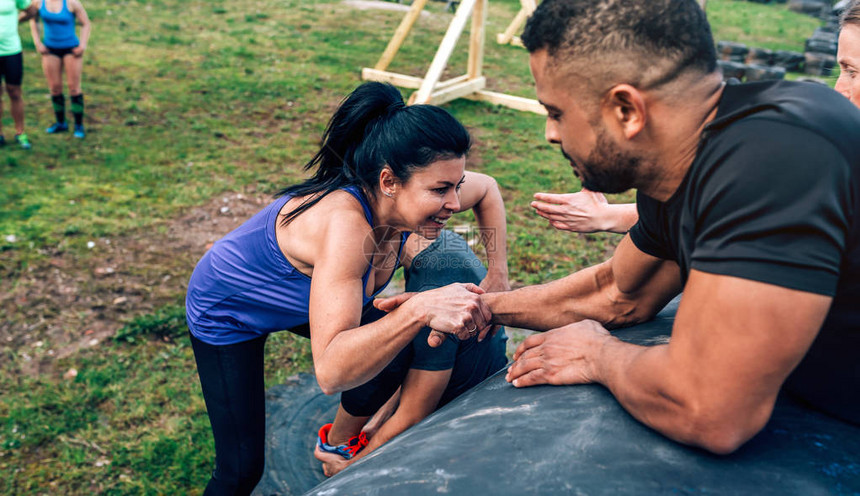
[426,77,486,106]
[362,69,470,91]
[497,0,537,46]
[435,74,472,91]
[374,0,429,71]
[362,68,423,88]
[464,90,547,115]
[468,0,487,79]
[412,0,477,104]
[362,0,541,114]
[496,5,529,45]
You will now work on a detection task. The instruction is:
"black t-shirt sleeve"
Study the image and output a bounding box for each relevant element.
[629,192,676,261]
[410,327,457,371]
[690,119,851,296]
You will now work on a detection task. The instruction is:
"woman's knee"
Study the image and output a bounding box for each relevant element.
[340,345,412,416]
[6,85,22,100]
[405,230,485,290]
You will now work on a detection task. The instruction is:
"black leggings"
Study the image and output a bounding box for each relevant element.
[191,333,268,496]
[0,52,23,86]
[191,305,407,495]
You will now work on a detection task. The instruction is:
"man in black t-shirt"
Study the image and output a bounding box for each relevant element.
[411,0,859,454]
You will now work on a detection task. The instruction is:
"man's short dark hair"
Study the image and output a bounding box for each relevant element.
[522,0,717,93]
[841,0,860,28]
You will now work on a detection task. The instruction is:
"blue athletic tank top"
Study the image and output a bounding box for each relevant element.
[40,0,79,50]
[186,186,408,345]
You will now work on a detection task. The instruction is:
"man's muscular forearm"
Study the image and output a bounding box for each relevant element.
[485,236,682,331]
[483,261,643,330]
[590,270,831,454]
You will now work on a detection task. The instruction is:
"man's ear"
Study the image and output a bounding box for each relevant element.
[603,84,646,140]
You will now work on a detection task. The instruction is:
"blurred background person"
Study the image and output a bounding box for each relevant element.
[29,0,91,138]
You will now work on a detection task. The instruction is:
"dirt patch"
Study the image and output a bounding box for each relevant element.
[0,191,275,377]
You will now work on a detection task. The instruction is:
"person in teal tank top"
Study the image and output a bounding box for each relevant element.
[28,0,90,138]
[0,0,37,149]
[186,82,510,495]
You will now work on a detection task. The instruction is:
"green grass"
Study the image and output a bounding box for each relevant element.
[708,0,822,52]
[0,0,826,492]
[1,316,311,494]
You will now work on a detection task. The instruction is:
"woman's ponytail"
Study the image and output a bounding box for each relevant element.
[279,82,470,226]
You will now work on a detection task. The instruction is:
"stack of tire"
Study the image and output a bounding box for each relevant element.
[788,0,832,17]
[804,26,838,76]
[716,41,792,82]
[787,0,844,76]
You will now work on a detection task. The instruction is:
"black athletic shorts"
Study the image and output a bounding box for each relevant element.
[46,46,77,58]
[0,52,23,86]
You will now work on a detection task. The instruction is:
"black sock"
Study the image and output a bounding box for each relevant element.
[70,94,84,126]
[52,94,65,124]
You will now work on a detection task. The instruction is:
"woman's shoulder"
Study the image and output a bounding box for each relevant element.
[280,190,371,238]
[278,191,376,276]
[67,0,86,14]
[297,189,368,218]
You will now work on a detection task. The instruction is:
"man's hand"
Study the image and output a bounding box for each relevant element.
[506,320,612,387]
[531,190,612,233]
[531,190,638,234]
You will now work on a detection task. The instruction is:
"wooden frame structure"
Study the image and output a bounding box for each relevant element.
[495,0,535,47]
[361,0,545,115]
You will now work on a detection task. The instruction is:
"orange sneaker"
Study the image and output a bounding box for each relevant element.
[316,423,368,460]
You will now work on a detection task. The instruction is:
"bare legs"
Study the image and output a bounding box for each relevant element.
[41,53,63,95]
[7,84,24,135]
[64,53,83,95]
[0,84,26,136]
[41,53,84,136]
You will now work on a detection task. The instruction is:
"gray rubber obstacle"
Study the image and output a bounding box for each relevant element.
[254,374,338,495]
[255,300,860,495]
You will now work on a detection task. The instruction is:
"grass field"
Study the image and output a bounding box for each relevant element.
[0,0,828,493]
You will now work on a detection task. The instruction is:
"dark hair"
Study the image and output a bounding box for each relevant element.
[521,0,717,91]
[841,0,860,27]
[278,82,471,225]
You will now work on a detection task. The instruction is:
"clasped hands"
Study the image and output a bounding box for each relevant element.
[374,283,494,346]
[375,286,614,388]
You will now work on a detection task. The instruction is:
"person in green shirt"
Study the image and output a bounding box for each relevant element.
[0,0,37,149]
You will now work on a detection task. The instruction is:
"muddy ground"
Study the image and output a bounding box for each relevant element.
[1,191,275,377]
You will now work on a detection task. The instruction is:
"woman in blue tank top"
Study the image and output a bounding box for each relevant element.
[186,82,509,495]
[28,0,91,138]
